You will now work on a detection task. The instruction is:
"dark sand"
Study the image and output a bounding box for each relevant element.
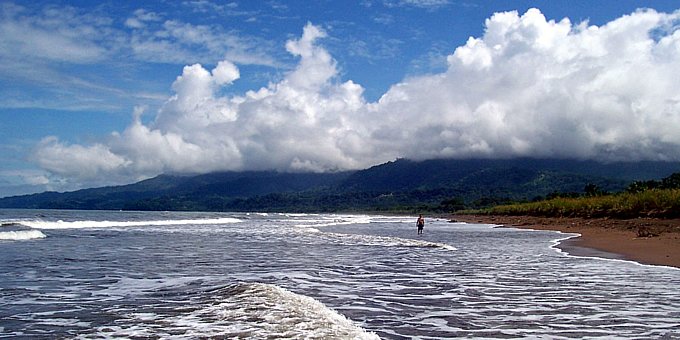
[452,215,680,269]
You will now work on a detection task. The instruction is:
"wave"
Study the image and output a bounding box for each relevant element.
[14,217,241,230]
[322,231,457,251]
[293,215,373,229]
[292,215,456,251]
[208,282,379,339]
[1,222,47,241]
[0,229,47,241]
[88,281,379,339]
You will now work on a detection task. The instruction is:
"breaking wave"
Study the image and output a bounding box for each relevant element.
[207,283,379,339]
[13,217,241,230]
[0,229,46,241]
[90,282,379,339]
[0,222,47,241]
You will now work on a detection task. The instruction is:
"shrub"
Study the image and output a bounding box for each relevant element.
[472,189,680,219]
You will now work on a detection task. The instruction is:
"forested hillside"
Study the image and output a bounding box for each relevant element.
[1,158,678,212]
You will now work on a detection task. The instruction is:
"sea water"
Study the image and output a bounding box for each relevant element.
[0,209,678,339]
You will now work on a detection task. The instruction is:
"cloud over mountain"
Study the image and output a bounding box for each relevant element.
[33,8,680,187]
[373,8,680,161]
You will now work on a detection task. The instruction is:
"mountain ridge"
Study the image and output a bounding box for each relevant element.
[1,158,679,212]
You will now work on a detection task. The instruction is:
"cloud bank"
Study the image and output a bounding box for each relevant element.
[34,8,680,187]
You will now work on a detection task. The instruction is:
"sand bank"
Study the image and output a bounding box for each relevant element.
[452,215,680,269]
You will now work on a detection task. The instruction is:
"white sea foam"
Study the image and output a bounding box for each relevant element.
[315,230,457,251]
[208,282,380,339]
[5,212,678,339]
[88,282,379,339]
[92,276,207,300]
[0,229,46,240]
[294,215,456,250]
[17,217,241,230]
[488,224,680,271]
[294,216,372,228]
[549,232,680,271]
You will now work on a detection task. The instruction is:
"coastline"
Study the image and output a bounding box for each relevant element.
[452,215,680,269]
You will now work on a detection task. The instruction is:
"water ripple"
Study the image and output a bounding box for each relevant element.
[0,212,678,339]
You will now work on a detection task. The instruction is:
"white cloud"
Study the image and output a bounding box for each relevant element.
[128,17,278,66]
[212,60,240,85]
[32,23,367,184]
[0,3,112,64]
[383,0,450,9]
[0,4,159,113]
[0,169,53,197]
[32,137,131,180]
[371,8,680,161]
[0,170,50,186]
[373,13,394,25]
[183,1,250,15]
[0,2,279,112]
[31,9,680,189]
[125,9,161,29]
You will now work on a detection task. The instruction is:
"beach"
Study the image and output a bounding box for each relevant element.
[453,215,680,269]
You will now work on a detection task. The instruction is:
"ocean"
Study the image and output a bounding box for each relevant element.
[0,209,678,339]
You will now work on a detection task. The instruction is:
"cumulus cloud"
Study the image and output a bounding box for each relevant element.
[32,9,680,188]
[32,137,131,180]
[373,8,680,161]
[34,23,368,182]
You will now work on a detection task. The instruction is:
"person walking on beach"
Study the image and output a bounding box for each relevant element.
[416,214,425,235]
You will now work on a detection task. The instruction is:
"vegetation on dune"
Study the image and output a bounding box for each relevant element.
[465,189,680,219]
[459,173,680,219]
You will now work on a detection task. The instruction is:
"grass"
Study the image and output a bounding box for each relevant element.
[459,189,680,219]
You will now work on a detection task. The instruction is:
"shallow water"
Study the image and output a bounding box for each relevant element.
[0,210,678,339]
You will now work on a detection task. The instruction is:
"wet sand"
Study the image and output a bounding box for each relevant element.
[452,215,680,269]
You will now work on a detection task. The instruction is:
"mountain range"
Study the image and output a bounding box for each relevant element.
[1,158,679,212]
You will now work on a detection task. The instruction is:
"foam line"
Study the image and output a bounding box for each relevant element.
[16,217,241,230]
[550,232,680,271]
[314,230,457,251]
[294,215,373,228]
[298,215,457,251]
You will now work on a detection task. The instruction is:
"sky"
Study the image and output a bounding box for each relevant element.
[1,1,680,198]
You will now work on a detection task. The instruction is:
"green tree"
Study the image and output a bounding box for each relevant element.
[584,183,603,197]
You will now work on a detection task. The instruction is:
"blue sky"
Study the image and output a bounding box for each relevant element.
[1,0,680,197]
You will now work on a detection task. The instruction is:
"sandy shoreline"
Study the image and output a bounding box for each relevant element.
[452,215,680,269]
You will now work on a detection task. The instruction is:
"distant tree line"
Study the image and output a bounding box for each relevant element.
[626,173,680,193]
[461,172,680,219]
[446,172,680,214]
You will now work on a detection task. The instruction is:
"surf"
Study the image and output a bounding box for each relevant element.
[11,217,241,230]
[294,215,457,251]
[207,282,379,339]
[0,229,46,240]
[318,231,457,251]
[90,281,380,339]
[0,222,47,241]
